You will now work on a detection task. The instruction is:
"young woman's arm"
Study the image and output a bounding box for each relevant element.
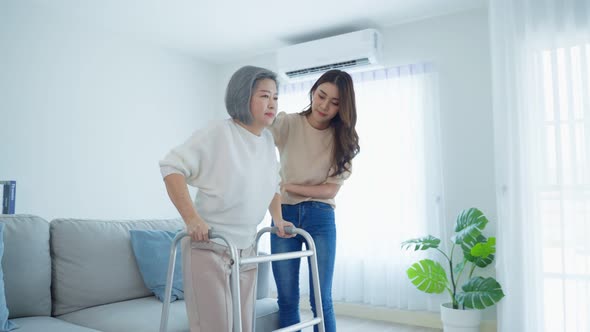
[283,183,341,199]
[268,193,295,238]
[163,173,210,241]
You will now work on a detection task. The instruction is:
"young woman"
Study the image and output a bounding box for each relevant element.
[159,65,294,332]
[270,70,360,332]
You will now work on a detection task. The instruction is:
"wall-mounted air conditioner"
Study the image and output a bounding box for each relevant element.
[277,28,382,81]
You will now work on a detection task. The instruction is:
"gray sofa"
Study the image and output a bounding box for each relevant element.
[1,214,279,332]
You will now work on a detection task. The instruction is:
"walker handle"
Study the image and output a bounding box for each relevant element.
[270,226,296,235]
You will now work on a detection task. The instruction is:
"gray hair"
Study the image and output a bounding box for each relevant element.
[225,65,278,125]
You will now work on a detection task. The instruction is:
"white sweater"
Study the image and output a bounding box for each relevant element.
[159,119,279,248]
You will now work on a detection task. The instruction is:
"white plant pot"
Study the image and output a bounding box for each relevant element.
[440,303,483,332]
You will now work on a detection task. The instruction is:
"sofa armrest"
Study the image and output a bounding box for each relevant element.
[256,253,272,299]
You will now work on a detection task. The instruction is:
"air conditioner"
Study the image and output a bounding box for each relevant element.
[277,28,382,81]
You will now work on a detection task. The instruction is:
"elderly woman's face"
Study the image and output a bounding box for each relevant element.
[249,78,278,129]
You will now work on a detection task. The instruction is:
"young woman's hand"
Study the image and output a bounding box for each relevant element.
[186,217,210,241]
[275,219,296,238]
[281,183,293,193]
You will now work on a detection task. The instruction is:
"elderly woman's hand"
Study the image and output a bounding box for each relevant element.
[275,219,296,238]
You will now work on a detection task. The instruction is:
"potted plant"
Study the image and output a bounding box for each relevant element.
[401,208,505,332]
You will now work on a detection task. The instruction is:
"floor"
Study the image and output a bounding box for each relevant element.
[299,311,442,332]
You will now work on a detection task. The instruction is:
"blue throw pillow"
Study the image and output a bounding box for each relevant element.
[129,229,184,302]
[0,223,18,331]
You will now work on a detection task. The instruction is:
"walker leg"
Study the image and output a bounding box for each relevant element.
[229,245,242,332]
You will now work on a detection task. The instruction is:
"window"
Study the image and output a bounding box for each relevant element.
[538,44,590,331]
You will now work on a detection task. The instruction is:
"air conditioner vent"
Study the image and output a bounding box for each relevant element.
[285,58,370,79]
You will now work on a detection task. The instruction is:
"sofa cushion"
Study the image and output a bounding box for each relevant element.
[256,252,271,299]
[254,298,280,332]
[50,218,184,316]
[1,215,52,318]
[58,297,188,332]
[130,229,184,302]
[57,296,279,332]
[11,316,100,332]
[0,223,17,331]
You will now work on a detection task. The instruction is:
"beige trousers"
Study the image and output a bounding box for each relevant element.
[181,238,258,332]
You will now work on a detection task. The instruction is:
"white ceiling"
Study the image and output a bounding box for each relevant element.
[30,0,487,64]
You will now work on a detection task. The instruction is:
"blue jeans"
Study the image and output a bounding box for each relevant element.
[271,201,336,332]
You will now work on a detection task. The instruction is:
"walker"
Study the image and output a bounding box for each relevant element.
[159,226,325,332]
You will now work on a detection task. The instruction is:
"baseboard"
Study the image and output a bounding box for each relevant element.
[299,300,497,332]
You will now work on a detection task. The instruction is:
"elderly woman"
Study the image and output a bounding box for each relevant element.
[159,65,294,332]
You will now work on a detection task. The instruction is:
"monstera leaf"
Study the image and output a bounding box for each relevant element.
[406,259,448,294]
[471,237,496,259]
[456,277,505,309]
[461,235,495,268]
[401,235,440,251]
[452,208,488,245]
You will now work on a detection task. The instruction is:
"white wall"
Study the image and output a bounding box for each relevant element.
[0,4,218,220]
[217,8,496,229]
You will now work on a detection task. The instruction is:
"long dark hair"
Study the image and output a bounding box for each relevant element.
[300,70,360,177]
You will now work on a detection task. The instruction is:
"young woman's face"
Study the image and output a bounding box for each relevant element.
[310,82,340,129]
[249,78,278,130]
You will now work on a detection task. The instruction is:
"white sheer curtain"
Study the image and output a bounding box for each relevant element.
[270,64,445,311]
[489,0,590,331]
